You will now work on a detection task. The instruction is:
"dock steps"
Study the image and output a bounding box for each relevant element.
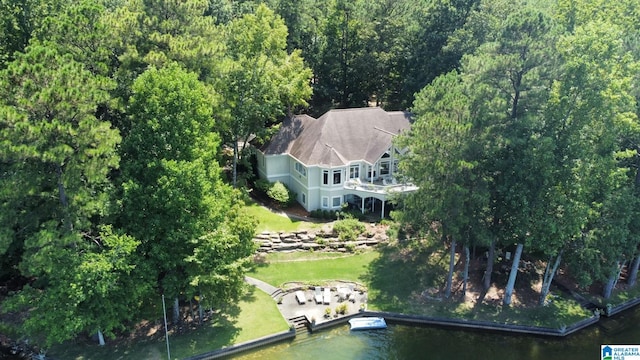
[288,315,310,333]
[270,289,284,300]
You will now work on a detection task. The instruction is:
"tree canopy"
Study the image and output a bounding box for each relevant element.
[395,0,640,305]
[1,0,639,349]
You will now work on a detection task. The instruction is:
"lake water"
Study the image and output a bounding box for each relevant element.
[231,306,640,360]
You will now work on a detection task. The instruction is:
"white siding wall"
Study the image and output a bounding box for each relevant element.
[307,187,320,211]
[307,167,321,188]
[317,166,346,210]
[256,151,267,179]
[260,153,358,212]
[288,158,309,210]
[262,154,290,184]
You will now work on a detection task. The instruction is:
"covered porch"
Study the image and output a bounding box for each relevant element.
[342,179,417,218]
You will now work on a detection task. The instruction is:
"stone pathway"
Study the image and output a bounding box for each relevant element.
[245,276,280,296]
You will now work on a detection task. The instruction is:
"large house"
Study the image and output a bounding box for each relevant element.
[256,107,417,217]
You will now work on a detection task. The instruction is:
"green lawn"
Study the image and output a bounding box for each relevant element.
[249,250,379,287]
[48,234,595,359]
[244,201,320,233]
[250,245,593,329]
[48,287,288,360]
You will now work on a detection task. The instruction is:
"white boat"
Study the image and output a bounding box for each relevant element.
[348,317,387,330]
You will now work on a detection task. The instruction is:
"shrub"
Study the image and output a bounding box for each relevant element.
[255,179,271,193]
[324,307,332,317]
[267,181,290,204]
[344,209,364,220]
[336,303,348,315]
[333,218,366,241]
[379,219,394,226]
[344,242,356,252]
[310,209,339,220]
[256,180,296,208]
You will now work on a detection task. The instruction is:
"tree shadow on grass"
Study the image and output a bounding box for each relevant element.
[47,290,256,360]
[361,240,446,313]
[169,288,262,358]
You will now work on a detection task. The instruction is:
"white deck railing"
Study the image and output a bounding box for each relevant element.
[343,179,417,194]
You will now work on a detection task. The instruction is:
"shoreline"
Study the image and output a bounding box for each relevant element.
[181,290,640,360]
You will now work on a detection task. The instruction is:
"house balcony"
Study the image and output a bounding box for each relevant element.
[343,177,418,198]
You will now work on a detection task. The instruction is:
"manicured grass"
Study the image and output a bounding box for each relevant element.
[362,241,592,328]
[244,201,320,233]
[49,234,595,359]
[363,241,450,313]
[261,251,361,262]
[249,250,379,287]
[250,243,593,329]
[48,287,288,360]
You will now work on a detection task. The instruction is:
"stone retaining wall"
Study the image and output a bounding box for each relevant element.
[604,296,640,317]
[364,311,600,337]
[306,309,601,337]
[253,230,388,253]
[183,310,602,359]
[182,328,296,360]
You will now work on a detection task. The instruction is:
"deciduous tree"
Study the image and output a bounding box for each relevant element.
[217,4,312,186]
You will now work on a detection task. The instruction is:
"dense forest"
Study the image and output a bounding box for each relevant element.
[0,0,639,350]
[394,0,640,307]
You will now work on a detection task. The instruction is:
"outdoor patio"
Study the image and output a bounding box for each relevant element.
[277,284,368,325]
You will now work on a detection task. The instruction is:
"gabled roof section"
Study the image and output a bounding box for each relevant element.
[261,114,314,155]
[261,107,411,167]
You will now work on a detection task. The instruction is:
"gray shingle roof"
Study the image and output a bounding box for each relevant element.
[262,107,411,167]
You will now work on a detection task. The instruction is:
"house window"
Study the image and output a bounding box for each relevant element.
[294,162,306,177]
[332,196,341,208]
[323,170,329,185]
[301,193,306,204]
[332,169,342,185]
[367,165,376,179]
[380,161,390,176]
[393,160,399,173]
[322,197,329,208]
[349,165,359,179]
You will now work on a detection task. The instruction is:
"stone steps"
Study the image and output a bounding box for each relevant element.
[288,315,310,333]
[254,230,387,253]
[270,288,284,300]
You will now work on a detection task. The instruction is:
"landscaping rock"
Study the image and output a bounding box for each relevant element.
[301,243,323,250]
[281,236,298,243]
[298,234,312,242]
[251,224,388,253]
[276,243,300,251]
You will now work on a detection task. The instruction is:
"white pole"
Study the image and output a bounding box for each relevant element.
[162,294,171,360]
